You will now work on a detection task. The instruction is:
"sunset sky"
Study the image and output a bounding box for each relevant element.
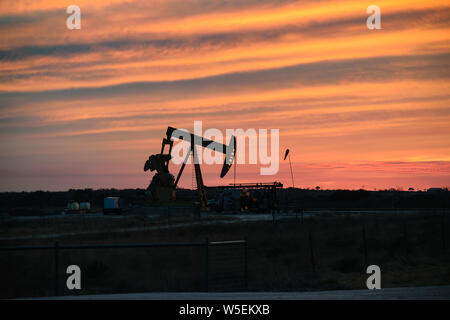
[0,0,449,191]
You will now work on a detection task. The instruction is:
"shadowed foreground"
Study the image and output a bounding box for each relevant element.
[2,211,450,299]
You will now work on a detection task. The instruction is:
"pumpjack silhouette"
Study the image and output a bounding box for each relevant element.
[144,127,236,208]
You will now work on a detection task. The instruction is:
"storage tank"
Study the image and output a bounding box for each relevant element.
[103,197,121,214]
[79,202,91,210]
[67,201,79,211]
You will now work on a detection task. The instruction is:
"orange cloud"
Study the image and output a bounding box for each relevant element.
[0,0,449,191]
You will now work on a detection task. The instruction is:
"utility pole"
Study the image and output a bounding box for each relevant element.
[284,149,295,188]
[234,158,236,186]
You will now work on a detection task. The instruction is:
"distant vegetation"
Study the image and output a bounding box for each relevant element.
[278,188,449,209]
[0,188,448,216]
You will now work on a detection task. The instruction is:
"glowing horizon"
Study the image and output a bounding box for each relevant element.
[0,0,449,192]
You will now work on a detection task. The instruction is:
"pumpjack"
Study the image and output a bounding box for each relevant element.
[144,127,236,208]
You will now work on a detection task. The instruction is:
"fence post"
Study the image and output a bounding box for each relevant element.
[442,212,447,251]
[403,219,408,255]
[362,224,368,267]
[309,231,316,273]
[204,238,209,292]
[82,211,85,228]
[54,241,59,296]
[244,236,248,290]
[167,206,170,224]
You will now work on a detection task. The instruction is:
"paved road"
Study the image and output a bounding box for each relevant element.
[34,285,450,300]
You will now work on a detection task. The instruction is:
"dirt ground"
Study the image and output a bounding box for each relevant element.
[1,210,449,299]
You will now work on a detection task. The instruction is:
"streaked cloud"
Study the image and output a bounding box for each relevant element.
[0,0,449,191]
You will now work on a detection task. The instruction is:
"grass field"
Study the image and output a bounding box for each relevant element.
[1,210,449,299]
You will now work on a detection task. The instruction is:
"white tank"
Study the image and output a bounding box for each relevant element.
[67,201,80,210]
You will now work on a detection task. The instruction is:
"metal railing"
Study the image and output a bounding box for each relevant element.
[0,238,248,297]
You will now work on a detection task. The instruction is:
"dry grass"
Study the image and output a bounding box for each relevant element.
[1,211,449,298]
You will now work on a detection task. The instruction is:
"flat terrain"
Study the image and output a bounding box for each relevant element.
[0,209,439,241]
[1,210,450,299]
